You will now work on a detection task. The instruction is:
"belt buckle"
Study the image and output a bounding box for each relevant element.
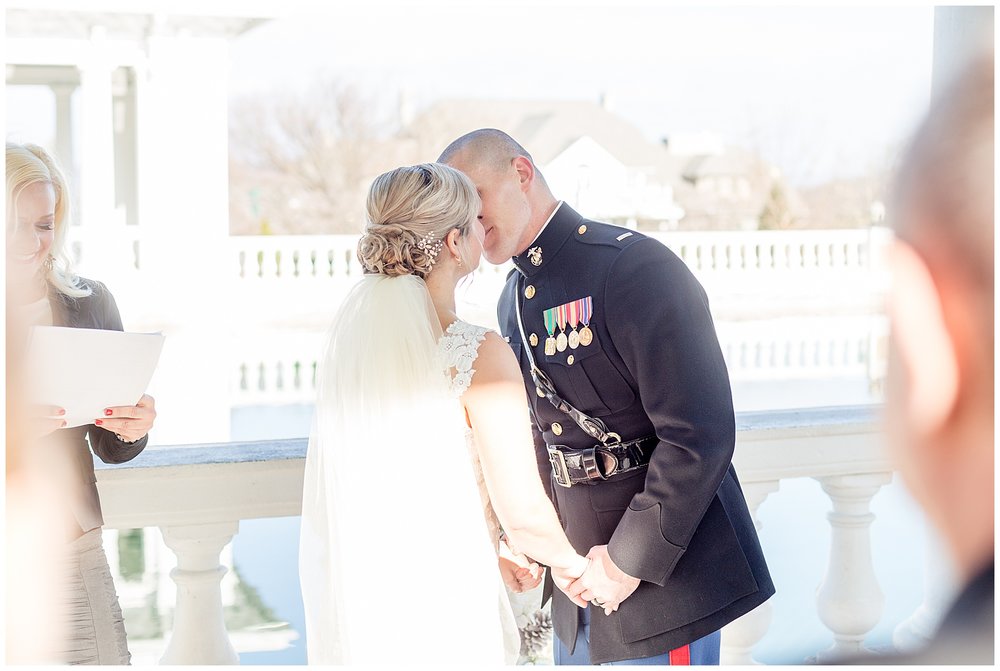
[548,447,572,488]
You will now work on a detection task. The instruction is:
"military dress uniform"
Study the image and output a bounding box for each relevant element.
[498,203,774,665]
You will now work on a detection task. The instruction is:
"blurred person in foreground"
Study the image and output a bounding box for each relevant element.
[6,141,158,664]
[872,52,993,664]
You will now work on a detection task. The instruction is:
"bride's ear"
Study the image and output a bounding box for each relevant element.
[444,228,463,262]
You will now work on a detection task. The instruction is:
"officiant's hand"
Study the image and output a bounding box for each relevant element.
[94,394,156,442]
[28,404,67,439]
[566,545,640,616]
[498,538,543,592]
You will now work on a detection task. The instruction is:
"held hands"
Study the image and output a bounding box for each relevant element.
[94,394,156,443]
[498,538,543,593]
[566,545,641,616]
[551,555,592,608]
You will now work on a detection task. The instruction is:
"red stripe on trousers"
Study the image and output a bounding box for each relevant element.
[669,644,691,665]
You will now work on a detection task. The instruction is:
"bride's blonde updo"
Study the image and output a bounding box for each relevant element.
[358,163,480,278]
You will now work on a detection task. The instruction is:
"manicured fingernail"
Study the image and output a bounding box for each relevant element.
[57,408,66,416]
[95,419,103,426]
[104,409,113,416]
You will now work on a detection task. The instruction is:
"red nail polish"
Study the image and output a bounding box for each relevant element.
[57,408,66,416]
[95,419,103,426]
[104,409,113,416]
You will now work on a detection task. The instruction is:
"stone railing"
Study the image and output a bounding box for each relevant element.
[95,405,934,665]
[229,228,891,283]
[228,318,889,405]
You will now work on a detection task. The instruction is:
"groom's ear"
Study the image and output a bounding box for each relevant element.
[512,156,534,190]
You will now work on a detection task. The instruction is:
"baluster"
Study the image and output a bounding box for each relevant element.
[814,473,892,661]
[238,363,247,391]
[237,250,246,279]
[327,249,335,277]
[257,362,266,392]
[721,480,780,664]
[159,523,239,664]
[310,249,318,277]
[276,361,284,391]
[294,361,302,390]
[892,530,957,653]
[292,249,301,277]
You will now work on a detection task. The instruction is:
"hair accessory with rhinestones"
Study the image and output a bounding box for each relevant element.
[416,232,445,264]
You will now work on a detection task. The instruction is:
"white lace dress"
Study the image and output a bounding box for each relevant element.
[301,276,521,665]
[438,320,521,664]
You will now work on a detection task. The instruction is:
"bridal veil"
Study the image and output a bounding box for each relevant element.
[299,274,514,664]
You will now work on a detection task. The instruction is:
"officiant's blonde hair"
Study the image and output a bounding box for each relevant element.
[5,141,91,298]
[358,163,480,279]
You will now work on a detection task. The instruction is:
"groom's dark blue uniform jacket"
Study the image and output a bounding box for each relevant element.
[498,203,774,664]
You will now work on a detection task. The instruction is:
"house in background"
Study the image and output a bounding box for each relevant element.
[401,98,805,232]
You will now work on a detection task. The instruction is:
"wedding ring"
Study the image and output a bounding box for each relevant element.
[591,598,605,607]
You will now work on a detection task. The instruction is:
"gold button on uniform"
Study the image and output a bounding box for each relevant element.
[551,422,563,436]
[536,387,545,397]
[578,225,588,235]
[567,354,575,365]
[529,333,539,347]
[524,285,536,299]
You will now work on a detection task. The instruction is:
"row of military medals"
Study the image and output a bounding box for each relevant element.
[542,296,594,356]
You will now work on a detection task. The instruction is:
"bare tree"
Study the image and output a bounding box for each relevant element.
[229,80,394,235]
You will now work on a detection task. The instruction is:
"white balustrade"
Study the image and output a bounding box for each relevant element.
[160,523,240,665]
[815,472,893,661]
[720,479,780,665]
[91,406,930,664]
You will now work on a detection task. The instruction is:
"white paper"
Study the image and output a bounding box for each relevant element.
[24,326,166,428]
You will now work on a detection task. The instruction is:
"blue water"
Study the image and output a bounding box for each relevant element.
[220,375,932,665]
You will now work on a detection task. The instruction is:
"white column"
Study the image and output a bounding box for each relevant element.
[815,472,892,661]
[134,30,232,444]
[931,7,994,100]
[721,479,780,665]
[50,82,76,177]
[159,522,239,665]
[77,26,127,280]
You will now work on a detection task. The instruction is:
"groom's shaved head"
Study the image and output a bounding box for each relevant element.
[438,128,534,174]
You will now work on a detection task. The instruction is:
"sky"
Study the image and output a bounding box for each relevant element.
[227,3,936,186]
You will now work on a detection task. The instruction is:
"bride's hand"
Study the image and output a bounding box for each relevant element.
[551,556,590,608]
[498,538,543,593]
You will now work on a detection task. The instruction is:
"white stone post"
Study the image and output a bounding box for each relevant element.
[721,479,780,665]
[815,472,892,661]
[159,522,239,665]
[77,26,125,279]
[50,82,76,178]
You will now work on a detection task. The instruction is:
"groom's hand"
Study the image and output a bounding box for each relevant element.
[566,545,640,616]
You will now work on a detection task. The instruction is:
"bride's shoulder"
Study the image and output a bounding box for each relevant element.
[463,330,521,386]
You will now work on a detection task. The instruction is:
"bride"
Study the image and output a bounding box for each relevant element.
[299,163,589,664]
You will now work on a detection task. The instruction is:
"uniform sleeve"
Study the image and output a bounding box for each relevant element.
[85,281,150,464]
[604,238,736,586]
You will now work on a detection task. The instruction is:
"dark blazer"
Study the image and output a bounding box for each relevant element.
[498,204,774,663]
[43,278,148,534]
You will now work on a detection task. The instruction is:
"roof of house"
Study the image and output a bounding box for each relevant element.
[407,98,671,169]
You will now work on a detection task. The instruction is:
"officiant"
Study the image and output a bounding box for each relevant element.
[7,141,157,664]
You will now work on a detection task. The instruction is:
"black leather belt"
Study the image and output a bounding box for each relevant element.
[547,436,657,488]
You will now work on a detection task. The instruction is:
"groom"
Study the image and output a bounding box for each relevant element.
[441,130,774,665]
